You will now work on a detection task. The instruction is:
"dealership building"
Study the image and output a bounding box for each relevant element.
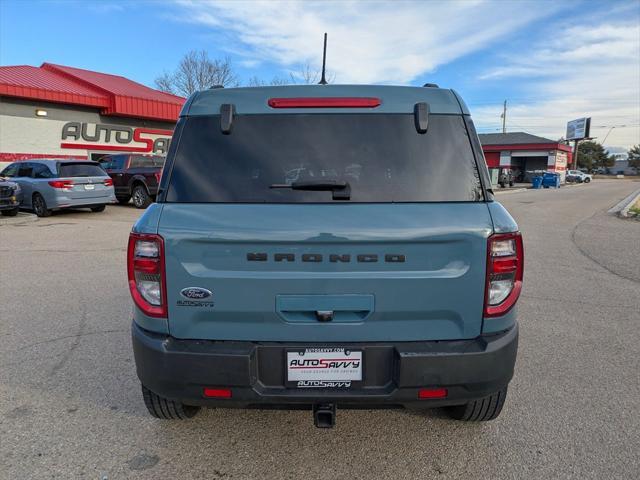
[479,132,573,184]
[0,63,185,169]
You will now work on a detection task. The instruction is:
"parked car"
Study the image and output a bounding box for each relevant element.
[0,176,23,216]
[129,85,522,428]
[566,169,592,183]
[98,154,164,208]
[0,160,115,217]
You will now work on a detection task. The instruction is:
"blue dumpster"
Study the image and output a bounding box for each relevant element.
[532,176,543,189]
[542,172,561,188]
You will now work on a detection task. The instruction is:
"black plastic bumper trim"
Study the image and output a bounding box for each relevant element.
[132,321,518,408]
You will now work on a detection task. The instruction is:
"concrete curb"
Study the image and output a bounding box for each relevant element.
[608,188,640,217]
[0,212,38,226]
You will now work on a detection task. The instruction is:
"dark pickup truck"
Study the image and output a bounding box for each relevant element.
[98,154,165,208]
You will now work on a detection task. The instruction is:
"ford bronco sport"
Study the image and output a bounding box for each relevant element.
[129,85,522,428]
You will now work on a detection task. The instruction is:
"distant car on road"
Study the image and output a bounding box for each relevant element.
[0,160,115,217]
[0,176,22,216]
[566,170,592,183]
[98,154,164,209]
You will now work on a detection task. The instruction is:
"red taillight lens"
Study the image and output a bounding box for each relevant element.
[484,232,524,318]
[104,178,113,187]
[154,171,162,183]
[203,388,232,398]
[127,233,166,318]
[418,388,448,399]
[48,180,74,190]
[267,97,381,108]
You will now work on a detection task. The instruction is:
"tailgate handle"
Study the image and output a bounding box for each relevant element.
[315,310,334,322]
[276,295,374,324]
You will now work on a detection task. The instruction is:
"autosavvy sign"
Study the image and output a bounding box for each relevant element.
[60,122,173,154]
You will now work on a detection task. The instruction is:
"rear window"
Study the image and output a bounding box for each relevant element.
[129,155,164,168]
[166,114,483,203]
[58,162,106,177]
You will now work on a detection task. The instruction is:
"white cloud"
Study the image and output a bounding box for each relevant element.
[475,21,640,149]
[174,0,561,84]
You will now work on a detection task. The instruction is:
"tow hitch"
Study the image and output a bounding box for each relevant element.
[313,403,336,428]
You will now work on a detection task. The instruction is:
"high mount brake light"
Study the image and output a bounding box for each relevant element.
[267,97,381,108]
[127,233,167,318]
[48,180,74,190]
[484,232,524,318]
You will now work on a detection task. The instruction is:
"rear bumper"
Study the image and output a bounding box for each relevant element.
[132,322,518,408]
[53,190,116,209]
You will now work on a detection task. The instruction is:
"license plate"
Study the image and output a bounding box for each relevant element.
[84,184,95,190]
[287,348,362,383]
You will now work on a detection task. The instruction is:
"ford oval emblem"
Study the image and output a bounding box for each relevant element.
[180,287,212,300]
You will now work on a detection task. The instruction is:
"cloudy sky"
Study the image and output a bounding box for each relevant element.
[1,0,639,149]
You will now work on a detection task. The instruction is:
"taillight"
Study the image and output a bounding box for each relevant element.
[104,178,113,187]
[484,232,524,318]
[267,97,381,108]
[154,171,162,183]
[127,233,166,318]
[48,179,74,190]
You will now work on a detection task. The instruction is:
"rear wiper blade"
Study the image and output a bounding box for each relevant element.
[270,180,351,200]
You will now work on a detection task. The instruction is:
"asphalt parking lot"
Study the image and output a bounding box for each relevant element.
[1,180,639,479]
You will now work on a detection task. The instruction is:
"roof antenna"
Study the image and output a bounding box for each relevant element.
[318,33,328,85]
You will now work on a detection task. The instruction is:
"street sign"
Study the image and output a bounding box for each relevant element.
[566,117,591,140]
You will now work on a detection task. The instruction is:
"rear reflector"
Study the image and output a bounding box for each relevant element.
[418,388,448,399]
[203,388,232,398]
[268,97,381,108]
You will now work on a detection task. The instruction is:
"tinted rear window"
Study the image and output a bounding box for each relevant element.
[58,163,106,177]
[129,155,165,168]
[166,114,483,203]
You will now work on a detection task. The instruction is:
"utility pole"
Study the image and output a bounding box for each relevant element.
[573,139,579,169]
[501,100,507,133]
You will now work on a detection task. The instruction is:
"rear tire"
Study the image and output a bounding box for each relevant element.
[116,196,131,205]
[32,193,51,217]
[90,205,106,213]
[584,177,591,183]
[141,385,200,420]
[1,208,19,217]
[132,185,152,209]
[445,387,507,421]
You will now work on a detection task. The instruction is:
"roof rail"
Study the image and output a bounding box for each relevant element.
[422,83,439,88]
[209,84,224,89]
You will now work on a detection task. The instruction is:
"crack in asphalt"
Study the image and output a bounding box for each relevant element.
[570,210,639,285]
[49,306,88,375]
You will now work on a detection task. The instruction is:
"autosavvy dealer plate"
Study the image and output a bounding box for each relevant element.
[287,348,362,388]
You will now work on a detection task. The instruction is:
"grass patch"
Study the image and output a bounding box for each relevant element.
[629,199,640,216]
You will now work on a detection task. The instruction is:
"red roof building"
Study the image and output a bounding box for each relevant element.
[479,132,574,184]
[0,63,185,122]
[0,63,185,163]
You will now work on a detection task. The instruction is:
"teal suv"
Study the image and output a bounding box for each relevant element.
[129,85,523,428]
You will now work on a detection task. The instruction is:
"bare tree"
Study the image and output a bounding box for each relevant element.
[247,75,293,87]
[155,50,239,96]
